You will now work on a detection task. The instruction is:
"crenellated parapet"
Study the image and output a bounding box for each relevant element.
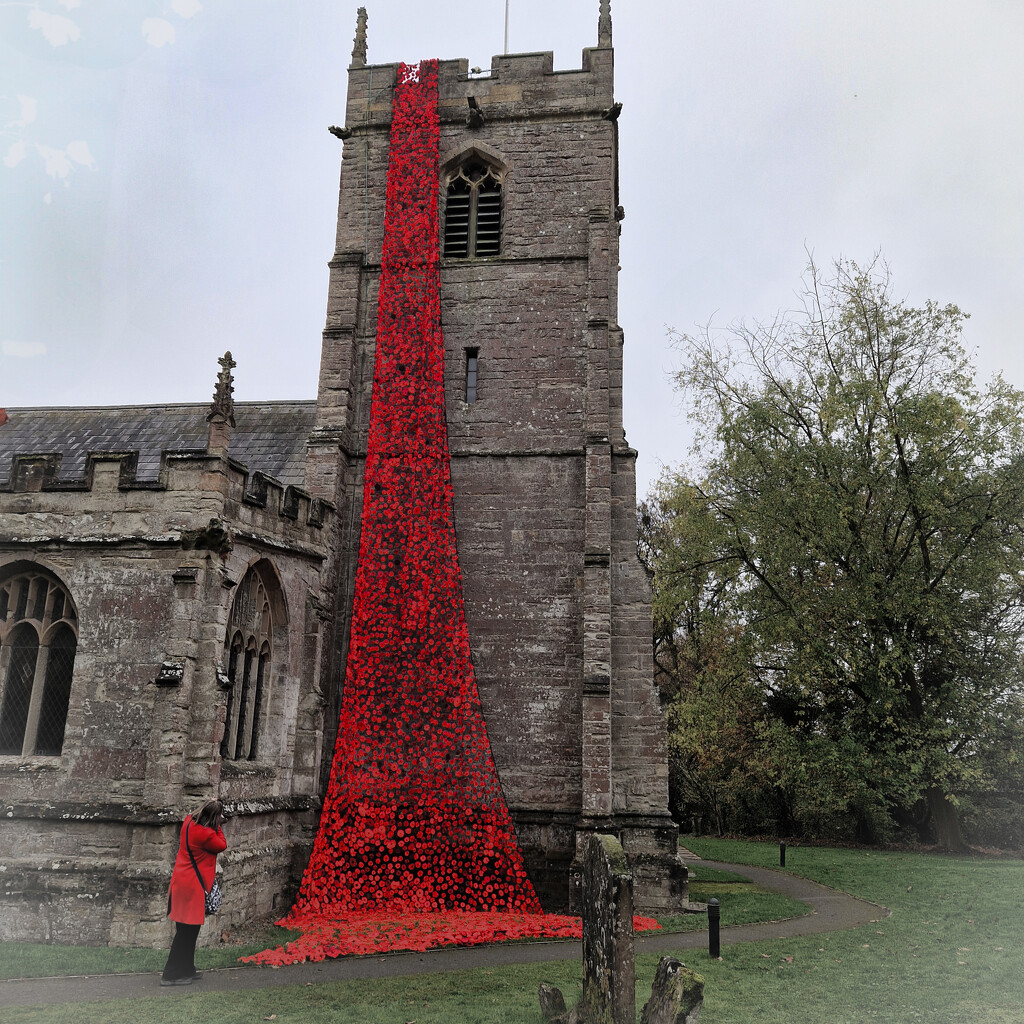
[340,49,615,138]
[0,448,330,531]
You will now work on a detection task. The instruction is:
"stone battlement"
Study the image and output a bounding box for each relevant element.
[343,46,614,131]
[0,449,329,531]
[0,400,329,530]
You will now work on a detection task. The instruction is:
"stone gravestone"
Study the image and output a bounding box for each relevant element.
[640,957,705,1024]
[540,833,705,1024]
[539,832,635,1024]
[579,833,636,1024]
[539,982,568,1019]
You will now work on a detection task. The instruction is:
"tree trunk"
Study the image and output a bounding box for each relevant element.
[926,788,968,853]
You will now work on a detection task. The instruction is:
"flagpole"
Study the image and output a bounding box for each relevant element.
[504,0,509,53]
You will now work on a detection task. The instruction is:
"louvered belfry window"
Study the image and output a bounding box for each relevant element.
[0,567,78,757]
[443,160,502,258]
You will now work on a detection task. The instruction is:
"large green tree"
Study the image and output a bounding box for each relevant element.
[649,259,1024,849]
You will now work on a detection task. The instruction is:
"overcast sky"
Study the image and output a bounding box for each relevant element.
[3,0,1022,497]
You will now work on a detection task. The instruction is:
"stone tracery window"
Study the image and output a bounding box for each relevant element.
[0,567,78,756]
[443,159,502,258]
[221,563,277,762]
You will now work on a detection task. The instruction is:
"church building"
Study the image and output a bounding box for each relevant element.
[0,3,687,946]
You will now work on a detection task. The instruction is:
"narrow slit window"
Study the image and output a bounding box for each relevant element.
[465,348,479,404]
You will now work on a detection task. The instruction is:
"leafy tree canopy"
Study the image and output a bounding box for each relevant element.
[644,259,1024,849]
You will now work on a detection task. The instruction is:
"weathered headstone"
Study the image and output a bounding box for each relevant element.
[539,982,569,1021]
[578,833,636,1024]
[639,957,705,1024]
[541,833,655,1024]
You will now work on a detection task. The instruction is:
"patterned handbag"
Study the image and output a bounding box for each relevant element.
[185,821,224,914]
[204,879,224,914]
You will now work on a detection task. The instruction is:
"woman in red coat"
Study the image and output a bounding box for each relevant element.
[161,799,227,985]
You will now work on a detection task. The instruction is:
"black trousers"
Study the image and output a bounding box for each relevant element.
[162,921,201,980]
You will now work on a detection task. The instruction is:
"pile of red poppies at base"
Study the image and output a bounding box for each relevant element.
[243,911,662,966]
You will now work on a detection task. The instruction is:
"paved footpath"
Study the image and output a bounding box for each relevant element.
[0,856,888,1009]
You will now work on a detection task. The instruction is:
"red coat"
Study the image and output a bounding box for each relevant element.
[167,816,227,925]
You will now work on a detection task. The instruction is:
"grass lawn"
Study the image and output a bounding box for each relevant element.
[680,837,1024,1023]
[661,877,808,933]
[3,840,1022,1022]
[0,924,303,982]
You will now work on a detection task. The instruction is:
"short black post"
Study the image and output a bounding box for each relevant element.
[780,841,786,868]
[707,898,720,958]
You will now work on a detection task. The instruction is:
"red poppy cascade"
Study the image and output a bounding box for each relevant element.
[246,61,659,965]
[293,57,540,920]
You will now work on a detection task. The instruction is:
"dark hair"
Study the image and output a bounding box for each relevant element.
[193,799,223,830]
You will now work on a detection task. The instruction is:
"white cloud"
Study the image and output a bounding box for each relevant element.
[36,144,73,179]
[66,140,95,168]
[27,10,80,47]
[2,341,48,359]
[13,95,37,128]
[3,141,27,168]
[142,17,176,47]
[57,0,82,9]
[43,192,52,204]
[171,0,203,18]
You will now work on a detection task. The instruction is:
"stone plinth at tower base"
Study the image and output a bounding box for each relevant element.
[569,815,692,915]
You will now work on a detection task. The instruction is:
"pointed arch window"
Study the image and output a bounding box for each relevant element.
[221,564,278,762]
[443,160,502,258]
[0,567,78,757]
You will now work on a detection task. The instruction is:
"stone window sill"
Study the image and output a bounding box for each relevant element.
[0,756,63,773]
[220,760,276,779]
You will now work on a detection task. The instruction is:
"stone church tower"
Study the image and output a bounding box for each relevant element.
[306,4,685,910]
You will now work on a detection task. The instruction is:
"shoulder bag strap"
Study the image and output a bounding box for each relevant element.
[184,821,208,896]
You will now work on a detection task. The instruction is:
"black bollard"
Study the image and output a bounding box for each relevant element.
[780,841,786,868]
[708,897,720,958]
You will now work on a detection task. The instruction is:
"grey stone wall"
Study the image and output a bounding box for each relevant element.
[0,446,335,944]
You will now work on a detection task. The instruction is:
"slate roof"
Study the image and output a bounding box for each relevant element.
[0,402,317,489]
